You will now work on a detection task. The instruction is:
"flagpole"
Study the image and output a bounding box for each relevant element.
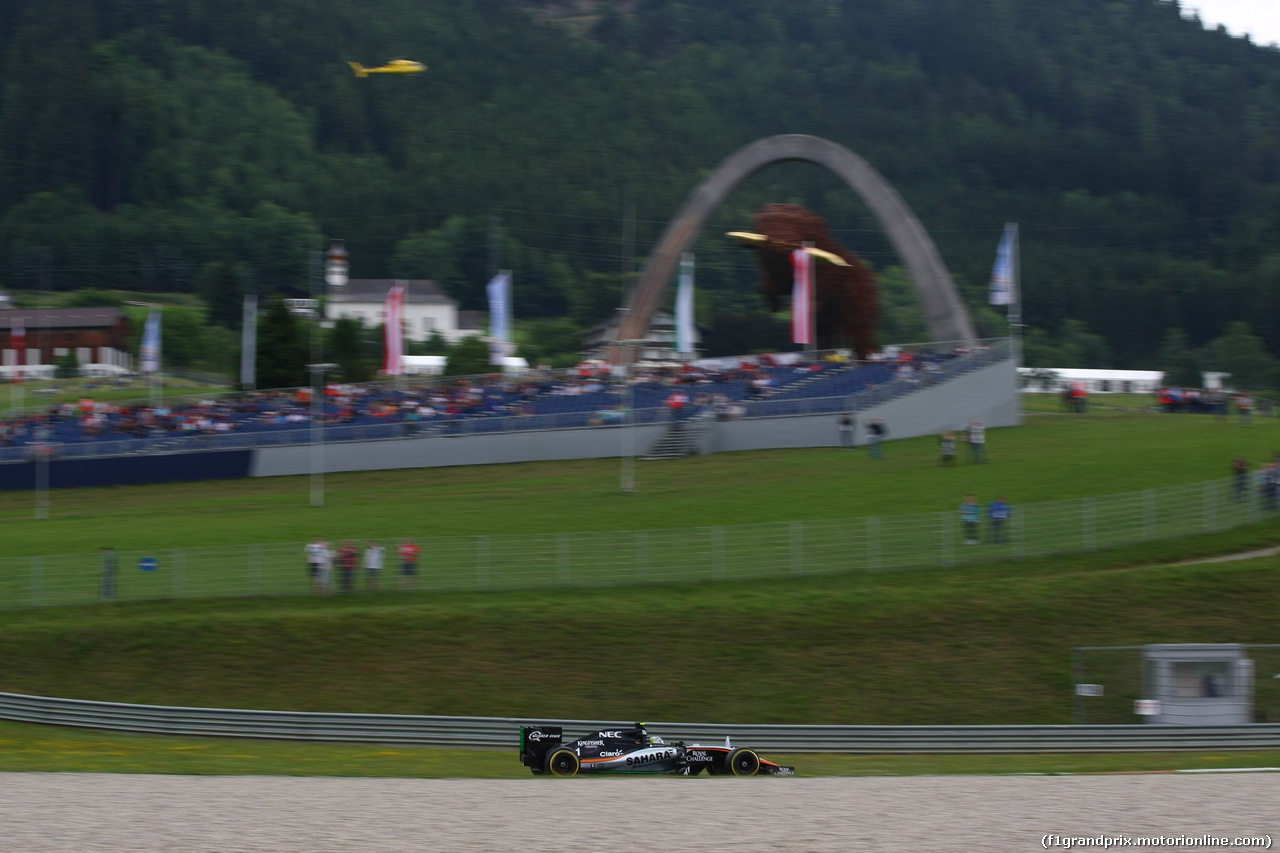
[1007,222,1022,369]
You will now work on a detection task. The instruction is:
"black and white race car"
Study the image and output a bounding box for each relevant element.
[519,723,795,777]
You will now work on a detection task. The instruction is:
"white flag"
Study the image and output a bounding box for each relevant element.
[676,253,695,358]
[989,223,1017,306]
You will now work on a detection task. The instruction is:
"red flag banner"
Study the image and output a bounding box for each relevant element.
[791,249,814,346]
[383,281,406,375]
[11,318,25,384]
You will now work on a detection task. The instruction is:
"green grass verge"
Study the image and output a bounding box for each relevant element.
[3,719,1279,777]
[0,408,1277,555]
[3,409,1280,777]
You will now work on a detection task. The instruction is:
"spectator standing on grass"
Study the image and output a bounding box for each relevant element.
[100,547,117,600]
[1262,463,1280,512]
[305,536,327,591]
[364,540,385,591]
[960,495,982,544]
[1238,393,1254,426]
[314,541,333,594]
[338,541,358,593]
[987,497,1010,544]
[399,538,421,589]
[966,421,986,464]
[838,413,856,448]
[1232,457,1251,503]
[866,418,888,459]
[939,431,957,466]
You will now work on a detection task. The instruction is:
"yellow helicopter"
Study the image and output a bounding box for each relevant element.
[348,59,428,78]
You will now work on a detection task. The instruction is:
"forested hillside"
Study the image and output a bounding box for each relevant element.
[2,0,1280,374]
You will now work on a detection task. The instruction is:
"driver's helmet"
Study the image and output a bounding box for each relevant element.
[647,735,664,745]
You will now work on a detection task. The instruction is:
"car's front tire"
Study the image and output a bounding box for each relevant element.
[726,747,760,777]
[545,747,580,777]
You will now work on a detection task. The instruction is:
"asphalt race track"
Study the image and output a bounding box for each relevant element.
[1,772,1276,851]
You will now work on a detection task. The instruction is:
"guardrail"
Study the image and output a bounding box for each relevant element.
[3,692,1278,753]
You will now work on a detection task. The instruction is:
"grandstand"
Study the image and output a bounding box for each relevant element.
[0,339,1018,489]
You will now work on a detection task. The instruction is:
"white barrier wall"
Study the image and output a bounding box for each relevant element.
[251,356,1018,478]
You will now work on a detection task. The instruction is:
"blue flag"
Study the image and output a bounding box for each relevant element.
[140,310,162,373]
[676,253,695,358]
[989,224,1017,306]
[487,271,511,365]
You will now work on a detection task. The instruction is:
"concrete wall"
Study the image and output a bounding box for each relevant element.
[706,357,1019,454]
[250,421,672,477]
[251,356,1017,478]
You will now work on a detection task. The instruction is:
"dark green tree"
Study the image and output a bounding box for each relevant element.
[1209,321,1276,392]
[1155,327,1202,388]
[444,335,494,377]
[256,295,307,389]
[327,316,373,383]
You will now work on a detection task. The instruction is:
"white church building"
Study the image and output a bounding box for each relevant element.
[325,279,478,343]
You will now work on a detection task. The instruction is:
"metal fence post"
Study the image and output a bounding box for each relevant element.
[30,556,41,607]
[1083,498,1096,550]
[252,544,261,596]
[636,529,648,584]
[712,526,724,581]
[867,516,879,570]
[790,521,803,575]
[476,535,489,589]
[1204,480,1215,531]
[556,533,568,586]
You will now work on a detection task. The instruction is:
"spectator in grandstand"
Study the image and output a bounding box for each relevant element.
[938,431,958,466]
[959,495,982,545]
[398,538,421,589]
[966,421,986,464]
[866,418,888,459]
[364,540,385,591]
[987,497,1010,544]
[837,413,856,448]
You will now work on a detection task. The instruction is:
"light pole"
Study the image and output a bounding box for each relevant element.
[617,337,647,494]
[309,241,348,508]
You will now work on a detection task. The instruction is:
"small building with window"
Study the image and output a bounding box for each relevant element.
[1141,644,1253,725]
[326,279,471,343]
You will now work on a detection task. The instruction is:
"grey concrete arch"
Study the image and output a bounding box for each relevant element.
[611,134,976,361]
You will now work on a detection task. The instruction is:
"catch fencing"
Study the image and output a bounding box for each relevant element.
[3,691,1280,752]
[0,474,1272,610]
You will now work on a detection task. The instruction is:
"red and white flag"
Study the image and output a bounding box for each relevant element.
[383,281,406,375]
[791,249,814,346]
[10,317,25,384]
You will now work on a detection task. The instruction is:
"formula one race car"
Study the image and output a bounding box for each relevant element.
[519,723,795,777]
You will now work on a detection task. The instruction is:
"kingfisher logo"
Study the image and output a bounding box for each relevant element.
[625,749,675,767]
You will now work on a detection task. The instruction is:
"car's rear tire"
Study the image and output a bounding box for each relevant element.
[726,747,760,777]
[545,747,580,777]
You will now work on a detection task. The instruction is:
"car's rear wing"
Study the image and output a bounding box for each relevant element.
[519,724,563,772]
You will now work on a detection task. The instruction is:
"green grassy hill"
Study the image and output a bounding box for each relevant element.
[1,408,1279,732]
